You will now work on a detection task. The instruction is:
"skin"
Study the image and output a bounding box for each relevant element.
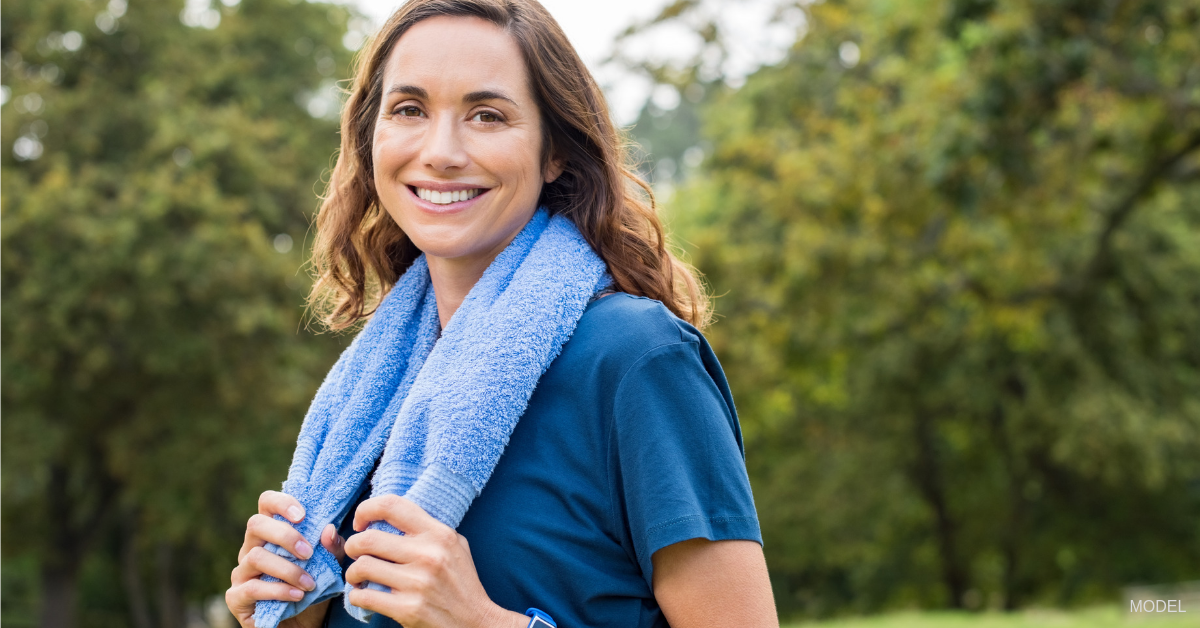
[651,538,779,627]
[225,492,344,628]
[371,15,562,329]
[227,15,778,628]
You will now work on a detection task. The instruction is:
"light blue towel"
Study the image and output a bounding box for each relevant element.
[252,209,610,627]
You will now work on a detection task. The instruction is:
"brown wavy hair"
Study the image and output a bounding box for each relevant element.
[308,0,709,330]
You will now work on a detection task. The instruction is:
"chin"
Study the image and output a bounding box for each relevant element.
[404,229,481,261]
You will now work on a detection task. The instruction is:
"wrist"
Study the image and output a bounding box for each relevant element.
[481,603,528,628]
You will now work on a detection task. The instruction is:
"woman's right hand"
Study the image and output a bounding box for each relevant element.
[226,490,347,628]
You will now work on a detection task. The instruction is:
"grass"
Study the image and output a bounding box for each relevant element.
[784,605,1199,627]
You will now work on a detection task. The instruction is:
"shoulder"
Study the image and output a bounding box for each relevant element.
[562,293,704,375]
[550,293,733,421]
[576,292,700,349]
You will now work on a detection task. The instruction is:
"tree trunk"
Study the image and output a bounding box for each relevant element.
[39,464,86,628]
[39,562,80,628]
[157,543,185,628]
[38,455,118,628]
[910,412,969,609]
[995,422,1025,610]
[121,519,154,628]
[993,376,1029,611]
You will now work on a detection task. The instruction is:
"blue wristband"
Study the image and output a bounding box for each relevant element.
[525,608,557,628]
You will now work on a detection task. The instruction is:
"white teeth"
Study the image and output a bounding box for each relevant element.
[415,187,481,205]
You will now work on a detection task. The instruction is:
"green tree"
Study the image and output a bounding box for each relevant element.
[1,1,356,625]
[649,0,1200,617]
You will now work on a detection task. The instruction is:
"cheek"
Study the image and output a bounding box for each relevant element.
[372,126,417,179]
[470,132,544,191]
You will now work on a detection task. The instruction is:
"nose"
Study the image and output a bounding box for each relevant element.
[420,114,469,172]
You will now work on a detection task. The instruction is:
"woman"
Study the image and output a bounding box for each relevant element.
[225,1,776,627]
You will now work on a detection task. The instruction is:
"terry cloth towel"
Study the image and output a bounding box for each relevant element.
[252,209,610,627]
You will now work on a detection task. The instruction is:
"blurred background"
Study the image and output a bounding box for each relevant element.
[3,0,1199,627]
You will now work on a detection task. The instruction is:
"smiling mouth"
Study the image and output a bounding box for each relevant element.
[411,186,485,205]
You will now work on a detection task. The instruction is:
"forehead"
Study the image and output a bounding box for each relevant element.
[382,15,531,98]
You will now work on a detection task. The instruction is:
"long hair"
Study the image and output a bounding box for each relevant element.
[308,0,710,330]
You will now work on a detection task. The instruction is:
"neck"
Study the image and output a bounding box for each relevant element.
[423,210,538,328]
[427,254,493,329]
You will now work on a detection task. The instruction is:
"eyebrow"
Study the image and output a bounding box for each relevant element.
[385,85,518,107]
[386,85,429,99]
[463,90,518,107]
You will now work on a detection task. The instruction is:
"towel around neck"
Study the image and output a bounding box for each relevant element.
[253,208,610,627]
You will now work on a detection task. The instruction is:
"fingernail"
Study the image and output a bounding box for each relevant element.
[300,574,315,590]
[295,540,312,559]
[287,506,304,522]
[290,588,303,600]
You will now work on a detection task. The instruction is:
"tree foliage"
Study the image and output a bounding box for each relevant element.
[1,1,355,625]
[656,0,1200,618]
[5,0,1200,624]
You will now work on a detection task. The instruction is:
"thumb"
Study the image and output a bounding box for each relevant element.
[321,524,347,562]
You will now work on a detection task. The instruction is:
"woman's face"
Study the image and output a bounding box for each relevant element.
[372,16,558,268]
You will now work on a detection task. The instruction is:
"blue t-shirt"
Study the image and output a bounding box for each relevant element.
[327,293,761,628]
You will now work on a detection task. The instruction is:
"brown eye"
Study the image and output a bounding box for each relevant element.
[397,106,423,117]
[473,111,499,123]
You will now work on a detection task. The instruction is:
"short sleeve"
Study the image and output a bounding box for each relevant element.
[611,340,762,588]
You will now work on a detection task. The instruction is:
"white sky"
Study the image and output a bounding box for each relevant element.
[337,0,807,124]
[343,0,674,123]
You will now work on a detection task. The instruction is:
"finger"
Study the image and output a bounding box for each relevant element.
[343,554,413,591]
[239,523,267,563]
[225,586,256,626]
[243,513,313,561]
[345,584,413,621]
[258,490,306,524]
[231,557,266,586]
[321,524,347,562]
[352,495,440,535]
[343,529,428,565]
[228,578,306,606]
[242,546,317,592]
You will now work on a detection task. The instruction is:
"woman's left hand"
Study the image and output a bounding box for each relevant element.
[343,495,527,628]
